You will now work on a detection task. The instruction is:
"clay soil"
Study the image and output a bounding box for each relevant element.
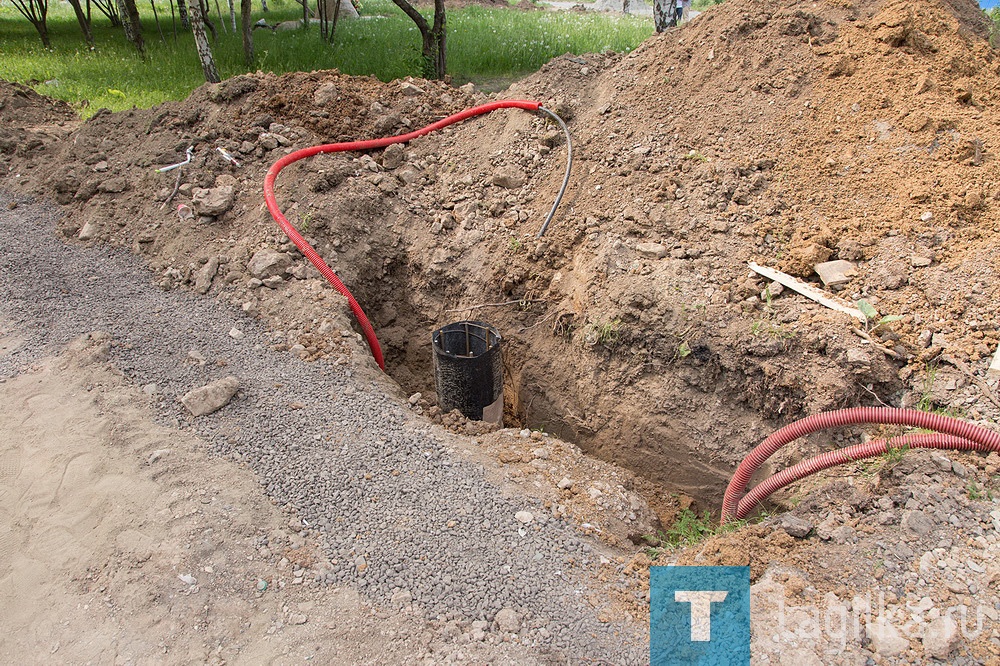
[1,0,999,653]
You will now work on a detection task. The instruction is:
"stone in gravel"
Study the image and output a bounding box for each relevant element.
[180,376,239,416]
[951,461,967,478]
[400,81,424,96]
[178,573,197,586]
[493,167,526,189]
[98,178,128,193]
[78,220,99,240]
[229,327,244,340]
[869,617,908,656]
[557,477,574,490]
[355,555,368,572]
[911,255,932,267]
[288,613,308,625]
[495,608,520,633]
[391,589,412,605]
[814,260,857,287]
[515,511,534,524]
[194,257,220,295]
[922,616,958,658]
[780,515,814,538]
[408,392,422,405]
[247,248,292,279]
[313,82,339,106]
[931,453,952,471]
[382,143,405,170]
[147,448,170,464]
[902,510,934,536]
[636,242,668,259]
[191,185,235,216]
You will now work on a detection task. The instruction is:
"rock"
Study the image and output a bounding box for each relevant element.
[911,255,932,267]
[408,392,422,406]
[495,608,520,633]
[846,348,870,367]
[869,617,908,656]
[919,211,934,222]
[288,613,308,625]
[814,260,857,287]
[902,509,934,536]
[178,573,197,586]
[922,616,958,658]
[635,242,668,259]
[193,256,220,295]
[515,510,534,524]
[400,81,424,96]
[262,275,285,289]
[98,177,128,193]
[761,281,784,301]
[557,477,574,490]
[147,448,170,464]
[180,376,239,416]
[355,555,368,572]
[191,185,236,216]
[259,133,279,150]
[780,515,814,538]
[396,165,421,185]
[493,167,527,189]
[382,143,405,170]
[391,589,413,605]
[92,160,109,172]
[229,327,244,340]
[313,82,340,106]
[78,221,99,240]
[247,248,292,279]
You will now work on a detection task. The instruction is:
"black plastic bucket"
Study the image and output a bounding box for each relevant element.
[432,320,504,423]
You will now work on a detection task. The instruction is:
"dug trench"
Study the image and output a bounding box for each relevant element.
[4,0,1000,538]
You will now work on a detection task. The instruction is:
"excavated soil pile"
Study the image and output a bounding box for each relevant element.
[2,0,998,520]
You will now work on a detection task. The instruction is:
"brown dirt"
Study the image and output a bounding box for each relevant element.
[2,0,998,544]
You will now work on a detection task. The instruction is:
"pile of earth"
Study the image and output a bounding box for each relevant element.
[2,0,999,527]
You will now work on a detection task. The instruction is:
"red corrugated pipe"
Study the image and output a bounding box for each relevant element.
[722,407,1000,522]
[263,100,549,371]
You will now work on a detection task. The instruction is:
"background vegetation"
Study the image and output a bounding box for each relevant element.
[0,0,653,115]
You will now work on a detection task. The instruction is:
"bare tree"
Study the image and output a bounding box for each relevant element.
[150,0,166,42]
[241,0,253,66]
[391,0,446,79]
[188,0,221,82]
[10,0,51,47]
[66,0,94,46]
[117,0,146,54]
[91,0,122,25]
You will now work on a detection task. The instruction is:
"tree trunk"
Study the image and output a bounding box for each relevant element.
[260,0,267,12]
[188,0,221,82]
[150,0,166,42]
[214,0,227,33]
[169,0,177,40]
[117,0,145,54]
[653,0,670,32]
[301,0,307,29]
[241,0,253,66]
[200,0,217,40]
[10,0,52,48]
[317,0,326,40]
[390,0,447,80]
[228,0,236,32]
[178,0,189,28]
[67,0,94,46]
[328,0,341,43]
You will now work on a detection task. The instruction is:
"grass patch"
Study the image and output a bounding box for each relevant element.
[644,508,762,559]
[0,0,652,116]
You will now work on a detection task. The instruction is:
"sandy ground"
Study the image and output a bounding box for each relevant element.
[0,332,446,664]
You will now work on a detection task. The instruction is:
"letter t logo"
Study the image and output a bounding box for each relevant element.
[674,591,729,641]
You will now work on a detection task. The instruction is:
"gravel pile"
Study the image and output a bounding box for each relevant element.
[0,191,646,663]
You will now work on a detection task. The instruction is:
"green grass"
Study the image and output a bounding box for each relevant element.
[0,0,652,116]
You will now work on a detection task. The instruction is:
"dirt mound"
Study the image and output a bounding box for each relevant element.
[2,0,999,527]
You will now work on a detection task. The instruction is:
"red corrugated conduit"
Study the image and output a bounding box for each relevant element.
[263,100,548,371]
[722,407,1000,522]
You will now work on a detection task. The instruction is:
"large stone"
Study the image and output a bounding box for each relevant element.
[194,257,220,295]
[191,185,236,216]
[493,166,527,189]
[381,143,405,170]
[313,82,340,106]
[247,248,293,279]
[495,608,520,633]
[902,509,934,536]
[181,376,239,416]
[779,515,813,538]
[814,259,857,287]
[922,616,959,658]
[868,618,908,657]
[636,242,668,259]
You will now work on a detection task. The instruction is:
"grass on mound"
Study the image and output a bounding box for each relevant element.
[0,0,652,116]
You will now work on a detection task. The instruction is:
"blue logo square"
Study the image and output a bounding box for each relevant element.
[650,565,750,666]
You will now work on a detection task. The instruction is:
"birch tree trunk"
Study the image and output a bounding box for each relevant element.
[117,0,145,53]
[653,0,671,32]
[188,0,221,82]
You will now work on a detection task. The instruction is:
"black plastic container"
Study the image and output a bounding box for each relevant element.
[432,320,504,423]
